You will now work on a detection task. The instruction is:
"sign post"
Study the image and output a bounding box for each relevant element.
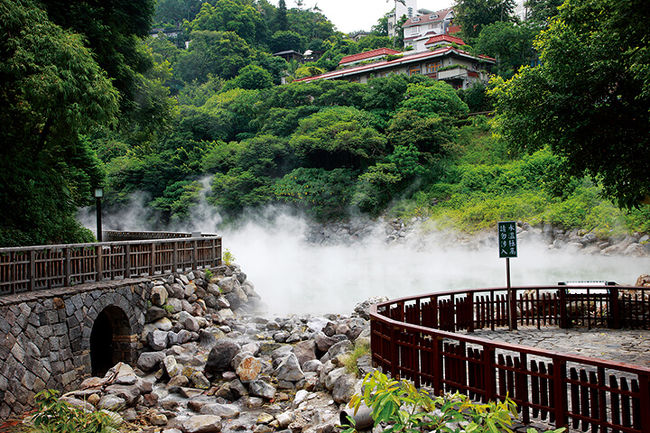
[498,221,517,330]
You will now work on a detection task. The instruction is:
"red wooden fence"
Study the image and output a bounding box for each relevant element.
[0,236,222,295]
[370,287,650,433]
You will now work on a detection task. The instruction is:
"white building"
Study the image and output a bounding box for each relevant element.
[402,8,455,52]
[387,0,418,38]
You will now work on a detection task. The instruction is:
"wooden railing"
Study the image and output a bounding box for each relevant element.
[0,236,222,295]
[370,286,650,433]
[102,230,219,242]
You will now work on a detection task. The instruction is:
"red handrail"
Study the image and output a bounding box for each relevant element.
[370,286,650,433]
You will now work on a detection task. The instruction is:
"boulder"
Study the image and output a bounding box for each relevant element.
[332,373,357,403]
[163,355,181,377]
[97,394,125,411]
[249,380,276,400]
[151,286,169,307]
[200,403,240,418]
[205,339,240,375]
[293,340,316,366]
[236,355,263,383]
[275,353,304,382]
[154,317,173,331]
[147,330,168,351]
[181,415,222,433]
[179,311,200,332]
[137,352,165,373]
[217,277,239,294]
[146,306,168,323]
[353,296,389,320]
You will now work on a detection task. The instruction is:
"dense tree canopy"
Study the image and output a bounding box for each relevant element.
[491,0,650,207]
[0,0,119,245]
[454,0,516,40]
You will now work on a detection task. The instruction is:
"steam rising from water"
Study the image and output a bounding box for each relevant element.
[79,191,648,316]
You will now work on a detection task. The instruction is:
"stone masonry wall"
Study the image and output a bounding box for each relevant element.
[0,278,151,419]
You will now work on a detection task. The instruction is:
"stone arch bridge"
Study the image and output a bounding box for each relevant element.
[0,234,221,419]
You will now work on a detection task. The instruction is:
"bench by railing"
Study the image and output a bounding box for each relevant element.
[370,286,650,433]
[0,236,222,295]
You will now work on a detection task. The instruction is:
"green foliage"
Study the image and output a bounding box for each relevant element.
[224,64,274,91]
[398,81,470,118]
[274,168,358,221]
[175,30,253,82]
[222,249,235,266]
[0,0,119,245]
[189,0,266,46]
[342,371,527,433]
[474,21,536,78]
[290,107,387,169]
[454,0,517,41]
[490,0,650,208]
[270,30,304,53]
[341,341,370,376]
[29,389,122,433]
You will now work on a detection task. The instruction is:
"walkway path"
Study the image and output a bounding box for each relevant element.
[468,327,650,366]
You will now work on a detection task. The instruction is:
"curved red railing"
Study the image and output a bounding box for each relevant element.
[370,286,650,433]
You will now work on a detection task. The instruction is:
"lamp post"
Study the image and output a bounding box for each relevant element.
[94,187,103,242]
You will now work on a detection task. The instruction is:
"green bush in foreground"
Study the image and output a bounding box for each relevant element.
[28,389,121,433]
[342,370,565,433]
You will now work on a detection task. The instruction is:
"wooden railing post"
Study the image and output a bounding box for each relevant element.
[28,250,35,292]
[211,238,217,268]
[150,242,156,276]
[559,287,568,328]
[639,373,650,432]
[95,245,103,282]
[609,287,621,329]
[552,357,567,428]
[192,239,198,270]
[432,336,442,395]
[468,292,474,332]
[390,325,399,379]
[124,244,131,278]
[64,247,71,287]
[483,345,496,402]
[172,241,178,272]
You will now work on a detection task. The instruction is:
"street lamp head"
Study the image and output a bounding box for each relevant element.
[94,187,104,198]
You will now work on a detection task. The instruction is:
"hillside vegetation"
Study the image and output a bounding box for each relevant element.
[1,0,648,245]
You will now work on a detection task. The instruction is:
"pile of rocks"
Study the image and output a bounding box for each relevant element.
[50,266,376,433]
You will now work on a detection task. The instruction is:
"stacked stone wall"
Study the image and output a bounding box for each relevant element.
[0,278,150,419]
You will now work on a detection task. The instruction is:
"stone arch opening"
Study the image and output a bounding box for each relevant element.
[90,305,133,377]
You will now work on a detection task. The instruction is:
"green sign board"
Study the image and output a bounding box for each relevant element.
[498,221,517,258]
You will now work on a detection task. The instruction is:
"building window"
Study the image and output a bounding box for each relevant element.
[409,65,421,76]
[425,62,441,74]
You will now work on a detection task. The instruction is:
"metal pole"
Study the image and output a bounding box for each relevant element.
[507,257,517,330]
[96,196,102,242]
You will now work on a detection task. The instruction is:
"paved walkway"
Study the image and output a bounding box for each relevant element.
[468,326,650,366]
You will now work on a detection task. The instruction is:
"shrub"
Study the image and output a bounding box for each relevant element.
[342,371,566,433]
[222,248,235,266]
[28,389,122,433]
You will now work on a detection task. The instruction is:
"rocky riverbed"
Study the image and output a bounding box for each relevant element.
[308,217,650,257]
[42,267,379,433]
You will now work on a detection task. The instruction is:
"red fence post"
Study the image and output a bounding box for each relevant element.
[483,345,496,402]
[552,358,568,428]
[639,373,650,433]
[432,335,442,395]
[468,292,474,332]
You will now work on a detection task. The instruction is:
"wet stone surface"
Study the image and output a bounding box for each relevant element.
[466,326,650,366]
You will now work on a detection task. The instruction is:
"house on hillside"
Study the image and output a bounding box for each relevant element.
[402,8,456,52]
[338,48,402,68]
[296,45,495,89]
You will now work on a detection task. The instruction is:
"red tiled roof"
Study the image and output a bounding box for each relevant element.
[424,34,466,46]
[295,47,495,83]
[403,8,453,28]
[339,48,401,65]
